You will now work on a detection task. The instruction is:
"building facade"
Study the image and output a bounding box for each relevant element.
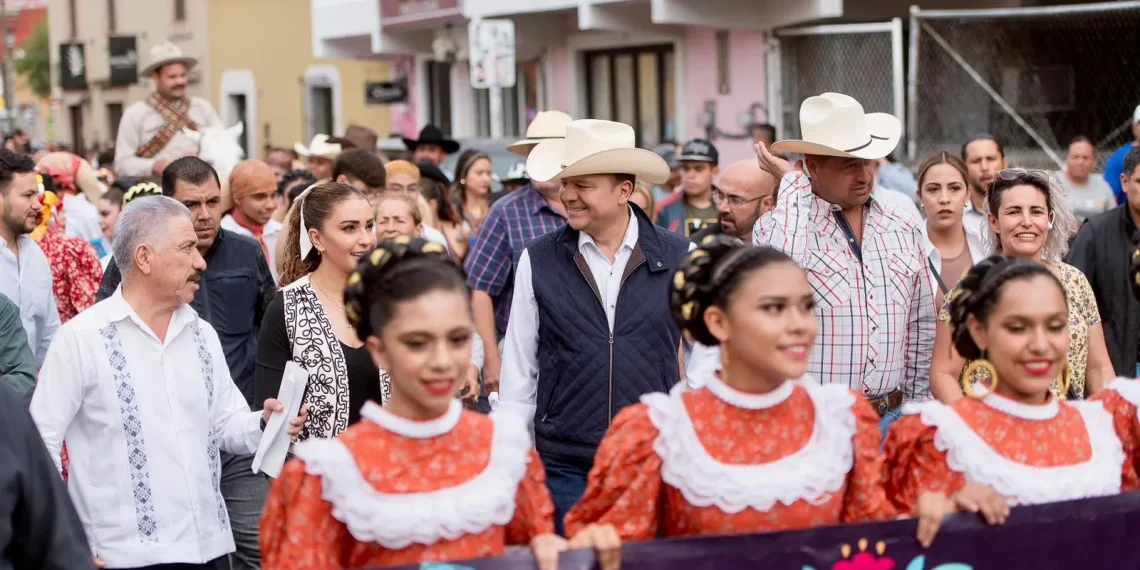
[47,0,394,157]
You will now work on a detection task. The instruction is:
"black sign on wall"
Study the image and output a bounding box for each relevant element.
[108,36,138,86]
[58,43,87,90]
[365,78,408,105]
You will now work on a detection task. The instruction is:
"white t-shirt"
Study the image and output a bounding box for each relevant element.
[1056,171,1116,222]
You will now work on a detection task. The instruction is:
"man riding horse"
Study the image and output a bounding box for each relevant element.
[114,41,222,178]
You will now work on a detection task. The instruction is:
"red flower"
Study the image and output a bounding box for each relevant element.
[833,552,896,570]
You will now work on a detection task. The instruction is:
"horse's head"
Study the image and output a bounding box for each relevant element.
[185,122,245,184]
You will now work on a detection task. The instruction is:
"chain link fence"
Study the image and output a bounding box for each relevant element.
[908,3,1140,170]
[773,21,903,153]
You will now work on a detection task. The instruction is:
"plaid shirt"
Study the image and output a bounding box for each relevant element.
[465,185,566,335]
[753,172,935,400]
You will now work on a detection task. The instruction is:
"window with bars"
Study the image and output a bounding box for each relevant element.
[584,45,675,148]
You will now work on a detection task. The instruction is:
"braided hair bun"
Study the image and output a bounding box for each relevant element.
[344,237,468,340]
[670,234,795,346]
[122,181,163,205]
[945,255,1061,359]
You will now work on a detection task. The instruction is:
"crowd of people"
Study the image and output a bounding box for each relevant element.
[4,34,1140,570]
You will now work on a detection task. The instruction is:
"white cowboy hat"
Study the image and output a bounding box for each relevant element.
[294,134,342,159]
[527,120,670,185]
[139,41,197,78]
[508,110,573,156]
[770,93,901,160]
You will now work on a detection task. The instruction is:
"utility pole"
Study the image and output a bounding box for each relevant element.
[0,0,13,133]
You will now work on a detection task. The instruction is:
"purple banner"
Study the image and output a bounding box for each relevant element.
[389,492,1140,569]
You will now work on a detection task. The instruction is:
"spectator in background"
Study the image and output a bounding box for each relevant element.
[501,162,530,196]
[914,152,987,301]
[651,143,681,202]
[1068,146,1140,377]
[385,159,451,253]
[0,149,59,366]
[343,124,379,156]
[691,158,776,243]
[452,151,494,259]
[30,175,102,324]
[98,185,125,269]
[265,148,295,183]
[1059,136,1116,222]
[403,125,459,178]
[294,135,343,181]
[1105,103,1140,204]
[272,168,317,224]
[630,180,656,220]
[375,194,423,241]
[961,134,1007,233]
[4,129,29,153]
[37,152,106,252]
[750,122,777,147]
[0,294,37,403]
[876,155,918,202]
[334,148,386,203]
[222,160,284,284]
[656,138,719,236]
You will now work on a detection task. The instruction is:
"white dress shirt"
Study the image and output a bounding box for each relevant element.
[220,214,283,283]
[0,234,60,365]
[499,209,699,422]
[30,290,262,568]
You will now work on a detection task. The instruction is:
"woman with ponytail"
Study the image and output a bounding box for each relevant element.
[255,182,387,442]
[260,237,621,570]
[564,234,895,540]
[885,256,1138,547]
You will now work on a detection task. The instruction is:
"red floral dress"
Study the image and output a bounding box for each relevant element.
[884,389,1135,513]
[260,401,554,570]
[35,228,101,323]
[564,377,895,540]
[1092,378,1140,478]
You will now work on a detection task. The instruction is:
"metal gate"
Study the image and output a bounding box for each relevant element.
[768,19,905,158]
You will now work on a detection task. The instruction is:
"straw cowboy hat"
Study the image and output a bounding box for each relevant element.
[294,134,342,159]
[402,125,460,154]
[508,110,573,156]
[139,41,197,78]
[527,119,670,185]
[503,162,529,183]
[770,92,901,160]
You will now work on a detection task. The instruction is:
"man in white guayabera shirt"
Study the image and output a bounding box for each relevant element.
[30,196,306,570]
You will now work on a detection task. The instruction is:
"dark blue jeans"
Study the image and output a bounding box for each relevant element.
[540,453,592,536]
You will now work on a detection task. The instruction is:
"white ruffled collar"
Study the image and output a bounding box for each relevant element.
[704,375,796,410]
[293,410,533,547]
[360,400,462,439]
[642,378,858,513]
[908,399,1122,506]
[977,385,1059,421]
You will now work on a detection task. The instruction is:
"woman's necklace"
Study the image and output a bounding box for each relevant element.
[312,276,345,310]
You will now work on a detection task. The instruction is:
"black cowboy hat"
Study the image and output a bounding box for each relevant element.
[415,161,451,185]
[403,125,460,154]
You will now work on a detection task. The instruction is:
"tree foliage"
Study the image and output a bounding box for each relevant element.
[14,21,50,100]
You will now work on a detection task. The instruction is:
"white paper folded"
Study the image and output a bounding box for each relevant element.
[252,361,309,478]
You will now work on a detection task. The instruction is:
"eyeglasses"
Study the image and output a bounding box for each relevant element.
[712,189,764,208]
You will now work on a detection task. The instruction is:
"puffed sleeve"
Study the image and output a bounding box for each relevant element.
[260,459,352,570]
[841,395,897,523]
[1091,385,1140,492]
[883,413,966,513]
[564,403,663,541]
[505,449,556,545]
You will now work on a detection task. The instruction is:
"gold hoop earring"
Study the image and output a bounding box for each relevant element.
[962,354,998,400]
[1057,364,1071,399]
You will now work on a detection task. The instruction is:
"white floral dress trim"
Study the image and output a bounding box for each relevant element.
[292,401,533,548]
[643,376,857,514]
[907,393,1123,507]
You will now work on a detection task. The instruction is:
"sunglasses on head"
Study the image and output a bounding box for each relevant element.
[995,168,1050,185]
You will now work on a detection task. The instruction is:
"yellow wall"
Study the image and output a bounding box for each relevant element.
[206,0,392,156]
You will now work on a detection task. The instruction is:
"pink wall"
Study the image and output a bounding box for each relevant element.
[683,27,768,166]
[390,56,419,138]
[550,47,573,112]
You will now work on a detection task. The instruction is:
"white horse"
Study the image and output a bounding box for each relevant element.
[183,122,245,186]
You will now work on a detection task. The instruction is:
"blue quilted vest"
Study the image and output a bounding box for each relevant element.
[527,204,690,462]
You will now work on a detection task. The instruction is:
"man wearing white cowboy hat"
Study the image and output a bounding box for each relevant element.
[498,119,696,532]
[294,134,342,181]
[465,110,573,403]
[692,92,934,436]
[114,41,222,178]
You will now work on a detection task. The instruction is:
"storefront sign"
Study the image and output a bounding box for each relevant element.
[387,492,1140,569]
[468,19,515,89]
[58,43,86,90]
[365,79,408,105]
[379,0,461,27]
[108,36,138,86]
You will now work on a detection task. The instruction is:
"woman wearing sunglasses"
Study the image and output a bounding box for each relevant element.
[929,169,1115,403]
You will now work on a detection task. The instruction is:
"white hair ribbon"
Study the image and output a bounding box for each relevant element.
[296,184,318,259]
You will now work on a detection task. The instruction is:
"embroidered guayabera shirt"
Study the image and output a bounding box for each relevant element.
[30,290,262,568]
